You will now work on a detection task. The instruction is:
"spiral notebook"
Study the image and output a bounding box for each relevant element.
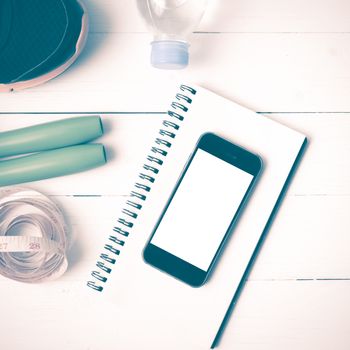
[86,84,307,349]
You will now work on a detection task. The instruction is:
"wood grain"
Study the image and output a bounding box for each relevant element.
[1,33,350,112]
[83,0,350,33]
[0,0,349,349]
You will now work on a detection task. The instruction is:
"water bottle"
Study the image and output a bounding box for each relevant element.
[137,0,208,69]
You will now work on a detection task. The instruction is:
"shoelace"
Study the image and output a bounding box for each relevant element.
[0,187,68,283]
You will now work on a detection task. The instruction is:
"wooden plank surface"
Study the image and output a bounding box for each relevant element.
[2,33,350,112]
[1,113,349,195]
[84,0,350,33]
[0,112,348,350]
[0,0,349,349]
[219,280,350,350]
[1,113,348,279]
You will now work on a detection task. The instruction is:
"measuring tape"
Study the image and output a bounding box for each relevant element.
[0,187,68,283]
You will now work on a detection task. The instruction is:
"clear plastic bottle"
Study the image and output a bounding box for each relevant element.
[137,0,208,69]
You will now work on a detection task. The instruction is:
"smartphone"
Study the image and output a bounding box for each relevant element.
[143,133,263,287]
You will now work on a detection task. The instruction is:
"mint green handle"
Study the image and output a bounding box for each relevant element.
[0,116,103,158]
[0,144,106,186]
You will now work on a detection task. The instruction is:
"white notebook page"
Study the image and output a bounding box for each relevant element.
[88,84,307,349]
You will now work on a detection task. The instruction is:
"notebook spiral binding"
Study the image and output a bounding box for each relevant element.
[87,84,197,292]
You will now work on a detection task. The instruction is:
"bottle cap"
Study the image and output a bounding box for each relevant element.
[151,40,189,69]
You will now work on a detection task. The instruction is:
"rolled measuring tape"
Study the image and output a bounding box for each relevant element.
[0,187,69,283]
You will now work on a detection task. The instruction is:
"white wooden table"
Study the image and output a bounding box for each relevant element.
[1,1,349,349]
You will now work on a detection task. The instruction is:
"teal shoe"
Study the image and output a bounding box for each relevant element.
[0,0,88,91]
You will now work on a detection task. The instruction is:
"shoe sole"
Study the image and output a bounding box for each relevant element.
[0,0,88,92]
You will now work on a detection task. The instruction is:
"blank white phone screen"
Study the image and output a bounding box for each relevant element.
[150,148,254,271]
